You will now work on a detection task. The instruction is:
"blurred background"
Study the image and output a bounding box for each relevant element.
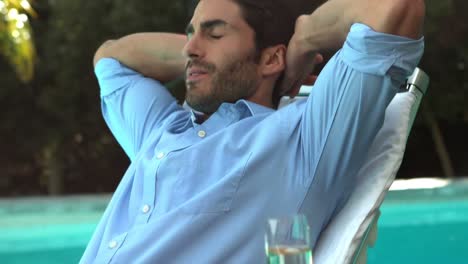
[0,0,467,263]
[0,0,467,197]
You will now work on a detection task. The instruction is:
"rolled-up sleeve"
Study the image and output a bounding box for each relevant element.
[341,23,425,81]
[95,58,182,160]
[297,23,424,226]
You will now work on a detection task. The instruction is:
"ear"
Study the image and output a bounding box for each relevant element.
[258,45,286,77]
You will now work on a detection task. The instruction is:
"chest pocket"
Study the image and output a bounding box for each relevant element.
[160,145,252,214]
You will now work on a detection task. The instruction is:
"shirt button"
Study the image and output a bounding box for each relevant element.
[142,204,151,214]
[198,130,206,138]
[156,152,165,159]
[108,240,118,249]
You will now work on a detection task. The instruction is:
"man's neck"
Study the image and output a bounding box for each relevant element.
[195,114,210,124]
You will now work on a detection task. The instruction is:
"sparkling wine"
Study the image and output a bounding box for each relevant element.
[268,246,313,264]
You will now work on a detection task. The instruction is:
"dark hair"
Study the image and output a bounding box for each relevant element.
[231,0,324,107]
[232,0,294,52]
[188,0,324,49]
[190,0,325,106]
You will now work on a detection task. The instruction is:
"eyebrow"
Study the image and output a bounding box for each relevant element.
[185,19,228,35]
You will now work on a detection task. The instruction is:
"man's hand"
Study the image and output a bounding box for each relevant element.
[278,31,323,98]
[279,0,424,97]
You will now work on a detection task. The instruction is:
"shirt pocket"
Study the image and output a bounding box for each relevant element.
[165,148,252,215]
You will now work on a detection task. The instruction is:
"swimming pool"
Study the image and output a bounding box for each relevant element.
[368,179,468,264]
[1,180,467,264]
[0,196,105,264]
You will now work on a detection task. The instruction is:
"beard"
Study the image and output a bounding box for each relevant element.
[185,53,260,114]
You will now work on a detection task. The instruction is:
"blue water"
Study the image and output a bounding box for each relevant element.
[368,184,468,264]
[369,221,468,263]
[1,247,84,264]
[1,182,468,264]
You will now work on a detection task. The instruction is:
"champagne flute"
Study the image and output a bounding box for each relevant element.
[265,214,313,264]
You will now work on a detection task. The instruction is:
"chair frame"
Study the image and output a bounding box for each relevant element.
[350,68,430,264]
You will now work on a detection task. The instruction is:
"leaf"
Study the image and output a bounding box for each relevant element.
[0,0,36,82]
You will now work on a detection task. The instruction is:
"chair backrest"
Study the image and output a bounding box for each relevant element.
[312,68,429,264]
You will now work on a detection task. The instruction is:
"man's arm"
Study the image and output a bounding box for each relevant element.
[93,33,187,83]
[280,0,425,95]
[94,33,188,159]
[288,0,425,242]
[297,0,425,51]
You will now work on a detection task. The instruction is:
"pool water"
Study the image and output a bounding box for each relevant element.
[1,181,468,264]
[0,196,105,264]
[368,181,468,264]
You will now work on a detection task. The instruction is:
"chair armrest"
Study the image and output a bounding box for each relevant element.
[352,210,381,264]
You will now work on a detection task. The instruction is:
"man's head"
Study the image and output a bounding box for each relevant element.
[183,0,317,114]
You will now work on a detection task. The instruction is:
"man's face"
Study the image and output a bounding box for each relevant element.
[183,0,260,114]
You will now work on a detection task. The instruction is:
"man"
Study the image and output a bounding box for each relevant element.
[82,0,425,262]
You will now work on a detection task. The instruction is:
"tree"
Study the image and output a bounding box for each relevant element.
[0,0,191,196]
[0,0,36,82]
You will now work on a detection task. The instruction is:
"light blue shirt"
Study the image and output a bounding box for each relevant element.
[81,24,424,263]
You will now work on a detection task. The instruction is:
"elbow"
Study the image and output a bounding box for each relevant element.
[401,0,425,18]
[389,0,425,39]
[93,40,116,67]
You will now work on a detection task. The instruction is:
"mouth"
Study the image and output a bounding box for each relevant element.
[186,67,209,82]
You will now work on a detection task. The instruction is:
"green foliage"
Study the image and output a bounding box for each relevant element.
[0,0,37,82]
[421,0,468,122]
[0,0,190,195]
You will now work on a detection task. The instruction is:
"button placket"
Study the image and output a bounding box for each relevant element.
[141,204,151,214]
[101,232,127,263]
[135,149,162,225]
[197,130,207,138]
[152,150,166,215]
[156,152,165,160]
[108,240,118,249]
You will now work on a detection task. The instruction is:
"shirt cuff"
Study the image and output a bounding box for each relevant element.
[340,23,424,81]
[95,58,141,97]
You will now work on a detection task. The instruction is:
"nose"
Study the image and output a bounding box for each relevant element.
[182,34,204,59]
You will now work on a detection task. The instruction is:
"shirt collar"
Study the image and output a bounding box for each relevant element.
[183,100,275,126]
[238,99,275,116]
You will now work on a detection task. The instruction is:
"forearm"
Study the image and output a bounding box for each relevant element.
[294,0,425,53]
[93,33,187,83]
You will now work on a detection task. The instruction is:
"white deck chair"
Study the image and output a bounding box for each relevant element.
[311,68,430,264]
[278,68,429,264]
